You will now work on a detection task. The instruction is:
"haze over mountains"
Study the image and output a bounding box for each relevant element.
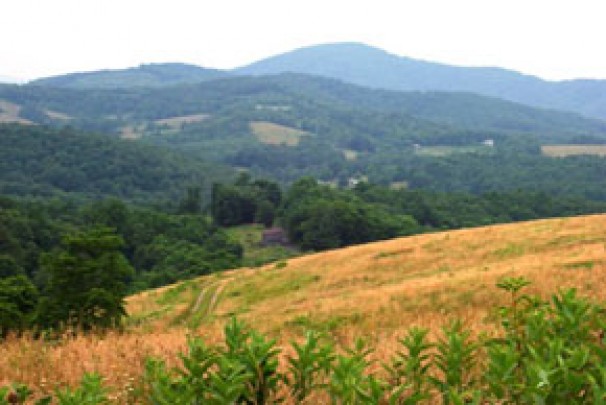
[0,75,23,84]
[26,42,606,120]
[32,63,228,89]
[3,41,606,202]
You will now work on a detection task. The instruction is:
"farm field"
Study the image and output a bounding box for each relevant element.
[250,121,310,146]
[542,144,606,157]
[154,113,209,129]
[2,214,606,399]
[414,144,494,157]
[0,100,31,124]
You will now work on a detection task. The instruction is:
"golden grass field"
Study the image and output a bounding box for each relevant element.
[250,121,309,146]
[154,113,209,129]
[0,100,32,124]
[341,149,359,161]
[119,125,144,140]
[43,109,72,121]
[542,144,606,157]
[2,214,606,401]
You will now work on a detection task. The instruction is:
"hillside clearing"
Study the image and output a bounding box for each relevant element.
[542,144,606,157]
[2,214,606,396]
[0,100,32,124]
[414,144,494,157]
[154,113,209,128]
[250,121,309,146]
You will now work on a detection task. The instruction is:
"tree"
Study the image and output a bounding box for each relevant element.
[255,200,276,228]
[179,186,203,214]
[37,228,134,330]
[0,275,39,336]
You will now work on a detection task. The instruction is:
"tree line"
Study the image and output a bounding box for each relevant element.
[2,173,606,335]
[212,175,606,251]
[0,195,242,335]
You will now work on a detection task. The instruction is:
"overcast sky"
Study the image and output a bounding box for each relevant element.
[2,0,606,81]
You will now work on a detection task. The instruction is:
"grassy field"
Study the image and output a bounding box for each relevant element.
[0,99,32,124]
[250,121,309,146]
[154,113,209,132]
[542,144,606,157]
[2,214,606,399]
[341,149,359,161]
[119,124,144,139]
[414,144,494,157]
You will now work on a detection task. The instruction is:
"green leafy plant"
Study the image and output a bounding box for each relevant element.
[285,330,334,402]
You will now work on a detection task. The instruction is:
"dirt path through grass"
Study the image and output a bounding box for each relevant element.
[188,278,231,328]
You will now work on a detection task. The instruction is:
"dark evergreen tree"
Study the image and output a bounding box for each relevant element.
[37,228,134,330]
[0,275,39,336]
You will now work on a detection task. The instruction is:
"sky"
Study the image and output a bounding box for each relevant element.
[2,0,606,81]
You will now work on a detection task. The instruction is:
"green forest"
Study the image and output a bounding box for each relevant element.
[3,163,606,335]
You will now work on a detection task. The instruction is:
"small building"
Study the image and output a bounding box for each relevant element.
[261,227,290,246]
[482,139,495,147]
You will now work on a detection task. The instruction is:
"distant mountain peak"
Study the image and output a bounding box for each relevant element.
[235,42,606,120]
[29,63,229,89]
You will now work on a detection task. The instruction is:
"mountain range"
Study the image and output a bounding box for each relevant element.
[31,63,227,89]
[26,42,606,120]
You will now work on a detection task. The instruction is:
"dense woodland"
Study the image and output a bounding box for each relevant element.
[0,124,232,203]
[0,195,243,334]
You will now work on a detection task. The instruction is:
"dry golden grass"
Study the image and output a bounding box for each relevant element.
[2,214,606,399]
[250,121,309,146]
[44,109,72,121]
[154,113,209,128]
[0,100,32,124]
[120,125,143,140]
[342,149,358,161]
[542,144,606,157]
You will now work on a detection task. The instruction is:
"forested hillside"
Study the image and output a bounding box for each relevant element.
[237,42,606,120]
[27,42,606,121]
[0,124,233,203]
[30,63,228,89]
[3,71,606,200]
[4,74,606,140]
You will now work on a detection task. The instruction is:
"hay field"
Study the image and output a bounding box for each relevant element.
[154,113,209,129]
[0,100,32,124]
[2,214,606,398]
[250,121,309,146]
[414,145,493,157]
[542,144,606,157]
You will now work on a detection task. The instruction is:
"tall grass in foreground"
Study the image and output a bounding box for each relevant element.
[3,277,606,404]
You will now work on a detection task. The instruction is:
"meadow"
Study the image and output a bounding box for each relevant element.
[250,121,310,146]
[413,144,494,157]
[542,144,606,157]
[2,214,606,401]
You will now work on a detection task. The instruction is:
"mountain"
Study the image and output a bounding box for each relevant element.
[5,74,606,197]
[236,42,606,120]
[0,123,233,202]
[29,63,229,89]
[6,74,606,141]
